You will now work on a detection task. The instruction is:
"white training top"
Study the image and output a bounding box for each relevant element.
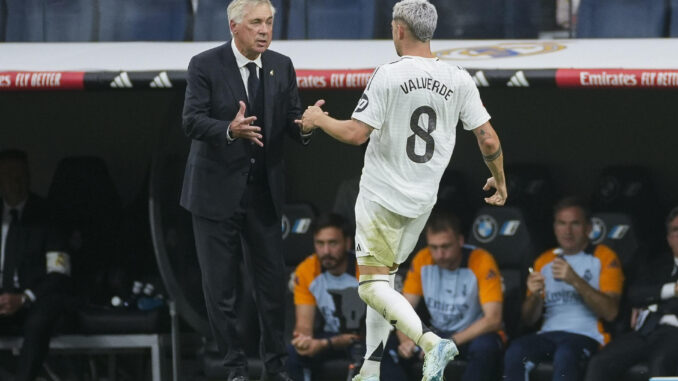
[351,56,490,218]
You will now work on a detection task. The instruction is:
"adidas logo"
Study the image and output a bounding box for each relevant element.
[507,71,530,87]
[150,71,173,88]
[110,72,133,88]
[472,70,490,87]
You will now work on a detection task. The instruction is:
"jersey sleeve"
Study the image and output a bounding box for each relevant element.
[457,69,491,131]
[402,248,430,295]
[293,255,318,305]
[469,249,503,304]
[351,66,388,130]
[596,245,624,294]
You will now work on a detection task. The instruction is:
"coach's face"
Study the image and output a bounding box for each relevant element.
[231,3,273,60]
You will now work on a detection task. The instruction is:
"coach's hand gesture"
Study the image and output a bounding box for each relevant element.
[229,101,263,147]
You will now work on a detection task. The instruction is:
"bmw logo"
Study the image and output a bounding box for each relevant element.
[472,215,498,243]
[589,217,606,244]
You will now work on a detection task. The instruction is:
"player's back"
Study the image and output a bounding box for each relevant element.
[352,56,490,218]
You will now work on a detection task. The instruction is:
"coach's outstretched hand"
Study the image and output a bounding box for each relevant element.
[483,177,507,206]
[229,101,263,146]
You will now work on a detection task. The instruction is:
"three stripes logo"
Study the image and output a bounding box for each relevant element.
[472,70,490,87]
[110,72,133,88]
[507,71,530,87]
[150,71,173,88]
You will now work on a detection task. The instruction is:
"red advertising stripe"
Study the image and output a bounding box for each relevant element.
[556,69,678,89]
[0,71,85,91]
[295,69,375,90]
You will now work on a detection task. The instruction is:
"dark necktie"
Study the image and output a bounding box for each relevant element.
[2,209,19,289]
[671,262,678,281]
[246,62,259,110]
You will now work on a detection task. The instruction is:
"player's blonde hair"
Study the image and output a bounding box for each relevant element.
[392,0,437,42]
[227,0,276,25]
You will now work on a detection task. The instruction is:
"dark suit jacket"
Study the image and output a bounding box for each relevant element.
[180,41,305,220]
[0,194,71,299]
[628,253,678,318]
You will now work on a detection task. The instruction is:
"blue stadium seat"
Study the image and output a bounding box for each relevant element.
[285,0,306,39]
[671,0,678,36]
[44,0,95,41]
[99,0,189,41]
[432,0,505,39]
[577,0,668,37]
[305,0,375,39]
[0,0,6,41]
[4,0,43,41]
[281,203,316,266]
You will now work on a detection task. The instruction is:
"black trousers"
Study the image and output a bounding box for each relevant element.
[192,184,286,377]
[584,325,678,381]
[0,293,67,381]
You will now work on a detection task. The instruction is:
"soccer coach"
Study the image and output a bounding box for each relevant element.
[180,1,319,380]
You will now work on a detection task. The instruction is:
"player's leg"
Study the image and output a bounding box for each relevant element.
[355,198,455,380]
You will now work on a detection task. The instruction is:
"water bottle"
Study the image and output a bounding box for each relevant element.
[123,281,143,310]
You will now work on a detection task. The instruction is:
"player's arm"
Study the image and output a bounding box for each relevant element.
[473,121,507,206]
[451,301,502,346]
[296,107,373,146]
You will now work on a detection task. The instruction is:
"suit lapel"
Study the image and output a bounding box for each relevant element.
[262,52,275,145]
[222,41,248,110]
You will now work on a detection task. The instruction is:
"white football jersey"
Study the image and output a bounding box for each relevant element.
[352,56,490,218]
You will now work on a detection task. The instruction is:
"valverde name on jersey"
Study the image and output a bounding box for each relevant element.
[399,76,454,100]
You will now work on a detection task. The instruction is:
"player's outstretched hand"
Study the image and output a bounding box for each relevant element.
[483,177,507,206]
[295,99,327,134]
[229,101,263,147]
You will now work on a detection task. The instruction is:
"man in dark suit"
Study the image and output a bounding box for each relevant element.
[0,150,72,381]
[585,206,678,380]
[180,1,319,380]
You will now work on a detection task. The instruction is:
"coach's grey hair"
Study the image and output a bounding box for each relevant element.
[227,0,276,24]
[392,0,437,42]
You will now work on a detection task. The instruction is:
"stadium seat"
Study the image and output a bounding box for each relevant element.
[99,0,189,41]
[281,202,316,266]
[44,0,95,41]
[505,164,558,248]
[467,206,540,339]
[503,0,540,38]
[671,0,678,36]
[432,0,505,39]
[0,0,6,41]
[577,0,669,37]
[4,0,43,42]
[591,165,664,257]
[47,156,124,305]
[436,170,473,232]
[305,0,375,39]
